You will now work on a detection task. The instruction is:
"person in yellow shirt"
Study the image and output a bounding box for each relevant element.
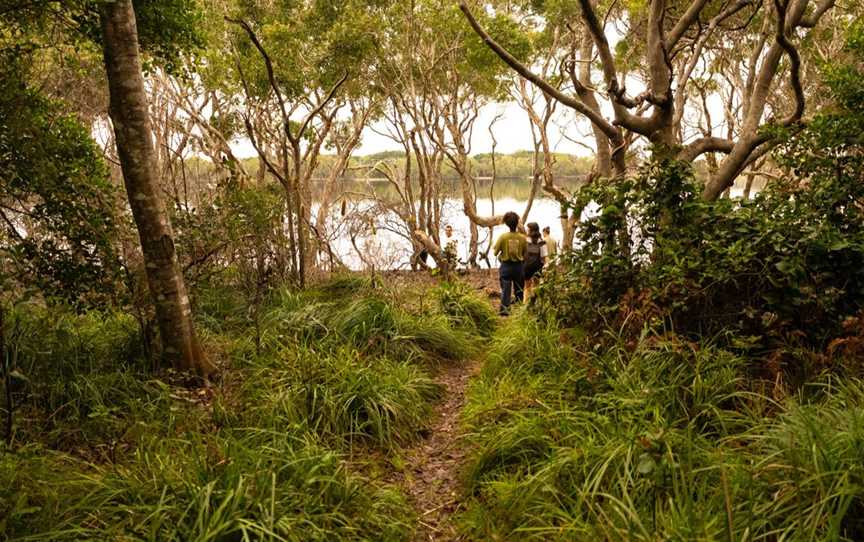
[493,211,527,315]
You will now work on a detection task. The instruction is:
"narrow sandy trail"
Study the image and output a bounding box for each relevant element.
[394,358,480,541]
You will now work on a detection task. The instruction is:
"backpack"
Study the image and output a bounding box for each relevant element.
[524,240,543,269]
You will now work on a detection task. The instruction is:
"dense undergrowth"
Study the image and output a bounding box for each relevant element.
[457,27,864,541]
[0,275,493,540]
[458,311,864,540]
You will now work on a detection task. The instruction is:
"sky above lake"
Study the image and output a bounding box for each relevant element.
[230,99,599,159]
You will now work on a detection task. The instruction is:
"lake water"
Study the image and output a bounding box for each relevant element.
[320,177,755,270]
[314,176,577,270]
[327,196,569,270]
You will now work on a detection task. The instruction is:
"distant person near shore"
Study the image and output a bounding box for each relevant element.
[493,212,527,315]
[442,224,463,268]
[524,222,548,298]
[543,226,558,260]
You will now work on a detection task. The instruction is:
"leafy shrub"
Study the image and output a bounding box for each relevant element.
[0,60,121,307]
[539,152,864,356]
[536,25,864,359]
[175,184,290,303]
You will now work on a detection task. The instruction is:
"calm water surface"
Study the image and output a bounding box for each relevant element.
[319,178,753,270]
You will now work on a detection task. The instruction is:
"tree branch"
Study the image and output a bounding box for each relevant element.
[677,136,735,162]
[457,1,619,141]
[703,0,816,200]
[798,0,835,27]
[672,0,755,130]
[232,56,290,189]
[667,0,711,49]
[295,73,349,141]
[773,0,805,126]
[226,17,295,145]
[575,0,659,136]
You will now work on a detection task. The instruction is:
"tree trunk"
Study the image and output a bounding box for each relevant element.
[100,0,214,378]
[742,170,756,200]
[414,231,450,280]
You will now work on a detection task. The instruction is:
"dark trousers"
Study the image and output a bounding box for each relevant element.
[499,261,524,313]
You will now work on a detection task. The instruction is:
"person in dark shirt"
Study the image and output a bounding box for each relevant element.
[493,212,527,315]
[523,222,548,298]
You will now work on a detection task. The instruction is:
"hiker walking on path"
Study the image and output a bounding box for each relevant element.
[493,211,527,315]
[524,222,548,299]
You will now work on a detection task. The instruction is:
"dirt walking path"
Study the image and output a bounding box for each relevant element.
[394,359,480,541]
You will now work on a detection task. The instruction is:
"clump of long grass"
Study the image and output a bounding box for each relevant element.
[310,273,374,299]
[1,305,163,447]
[328,295,476,361]
[434,281,497,336]
[481,312,582,378]
[2,273,494,541]
[10,304,143,376]
[753,380,864,540]
[392,310,476,362]
[261,287,476,363]
[241,346,440,448]
[0,431,412,540]
[459,311,864,541]
[1,276,461,540]
[193,276,252,332]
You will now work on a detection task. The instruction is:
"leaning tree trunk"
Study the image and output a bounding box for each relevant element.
[100,0,214,378]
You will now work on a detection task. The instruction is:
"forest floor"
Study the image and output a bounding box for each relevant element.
[392,358,480,541]
[379,269,499,540]
[3,270,507,540]
[378,268,502,305]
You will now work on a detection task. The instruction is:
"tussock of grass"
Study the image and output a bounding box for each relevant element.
[10,305,143,375]
[0,435,411,541]
[434,281,497,336]
[194,278,251,332]
[393,311,476,361]
[757,382,864,539]
[311,273,374,299]
[262,288,476,363]
[243,346,440,448]
[482,313,583,379]
[459,311,864,541]
[2,274,480,540]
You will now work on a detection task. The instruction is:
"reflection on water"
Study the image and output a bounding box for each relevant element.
[322,179,757,271]
[326,196,571,271]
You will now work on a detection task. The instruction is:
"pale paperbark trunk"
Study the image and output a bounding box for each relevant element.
[101,0,214,377]
[743,170,756,200]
